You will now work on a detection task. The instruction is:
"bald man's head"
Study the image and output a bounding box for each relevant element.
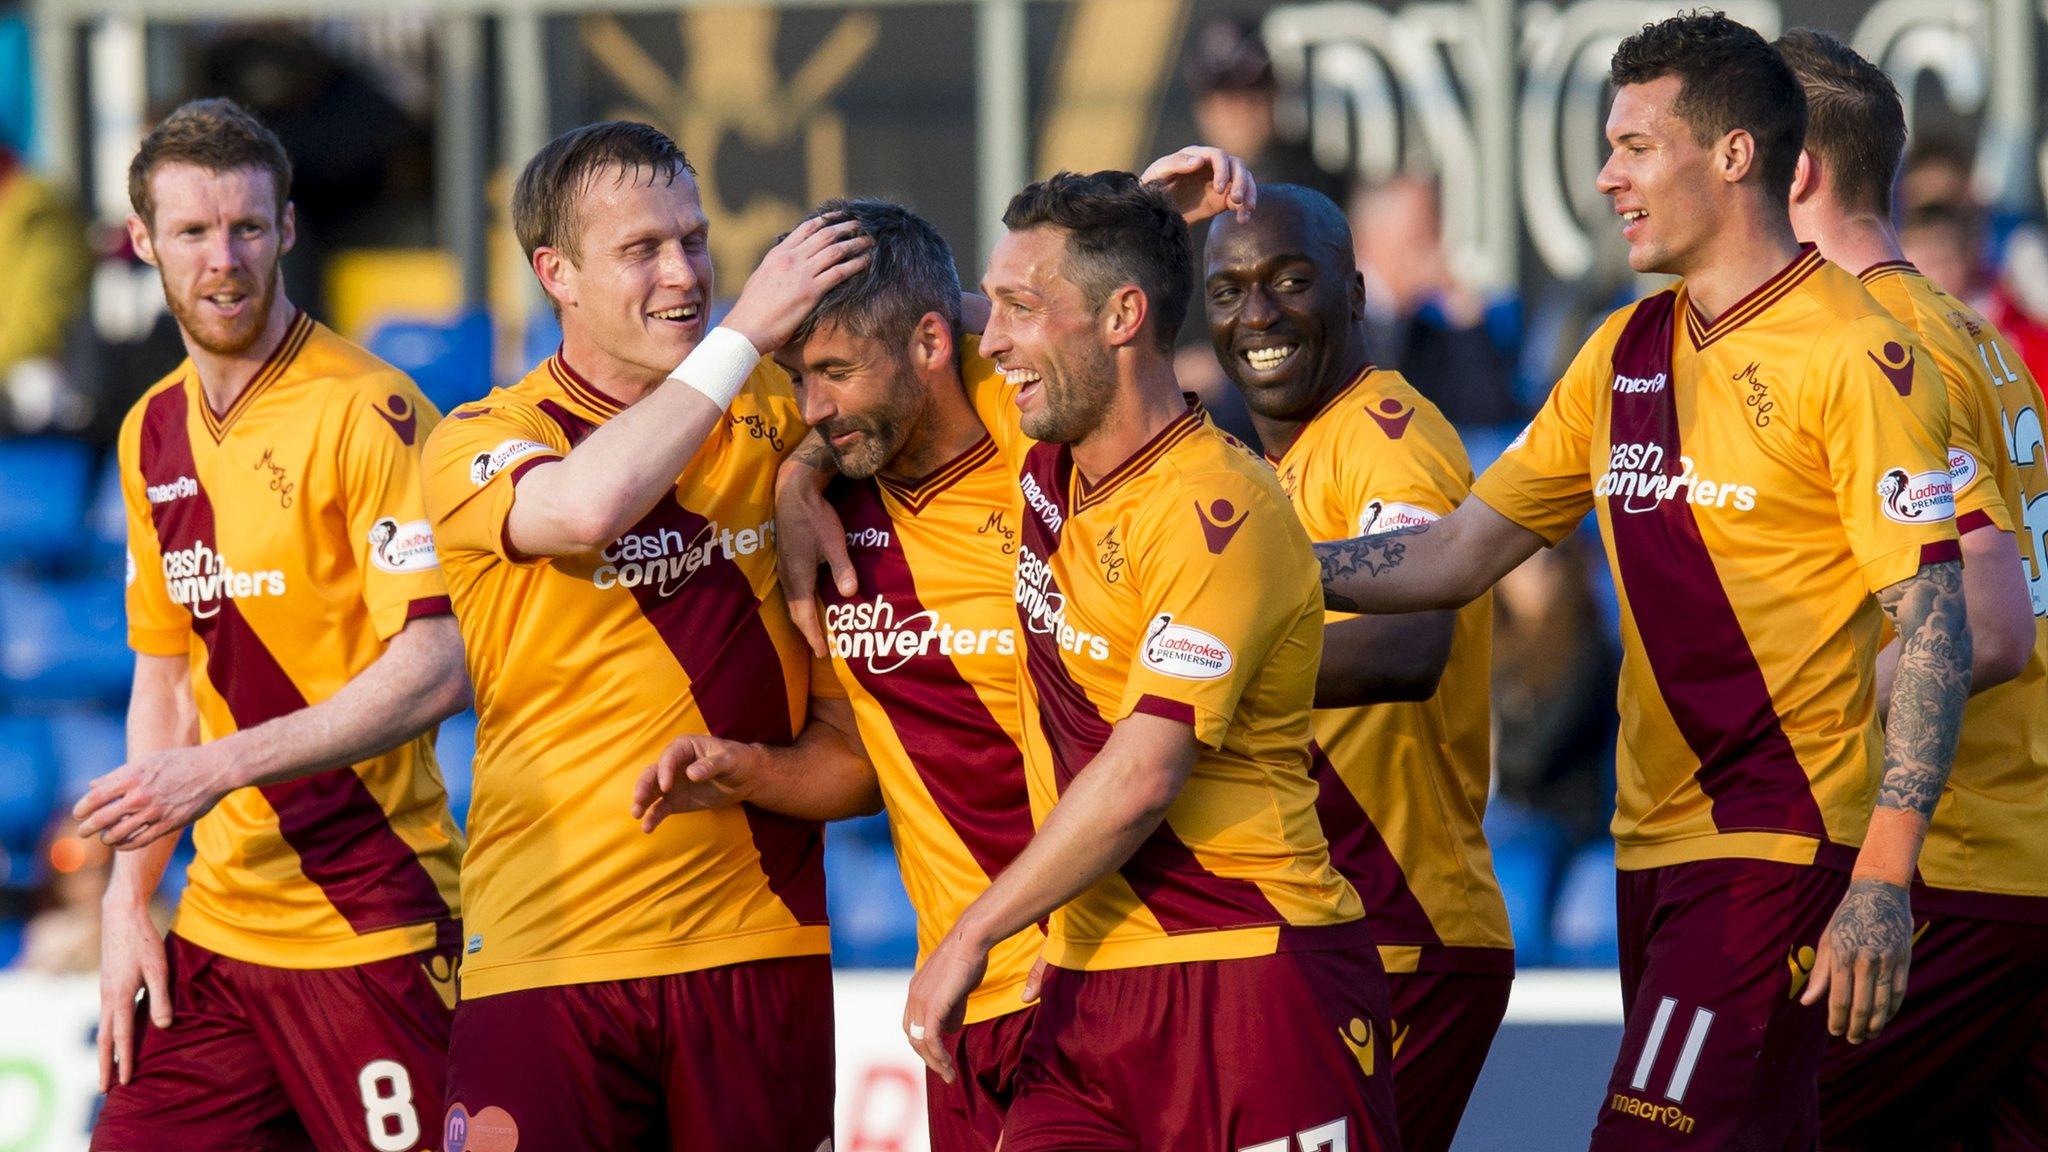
[1204,182,1369,423]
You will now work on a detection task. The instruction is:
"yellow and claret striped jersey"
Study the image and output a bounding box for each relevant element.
[1273,367,1513,974]
[1474,248,1960,872]
[121,310,463,969]
[1860,263,2048,913]
[819,431,1043,1024]
[970,377,1364,972]
[422,353,827,999]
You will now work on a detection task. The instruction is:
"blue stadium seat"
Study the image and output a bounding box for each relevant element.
[0,917,24,968]
[50,710,127,805]
[1549,841,1621,967]
[825,834,918,968]
[0,437,94,569]
[0,575,131,702]
[0,715,58,889]
[368,312,494,417]
[85,452,128,579]
[435,709,478,830]
[522,310,563,376]
[1485,799,1565,966]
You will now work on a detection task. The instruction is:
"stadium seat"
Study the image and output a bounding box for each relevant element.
[0,715,58,889]
[50,709,126,805]
[522,310,564,375]
[0,917,24,968]
[1549,841,1621,967]
[825,834,918,968]
[435,709,478,830]
[1484,799,1565,966]
[367,312,494,417]
[85,451,128,578]
[0,575,131,703]
[0,437,95,569]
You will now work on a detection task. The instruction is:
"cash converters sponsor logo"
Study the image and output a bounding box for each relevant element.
[470,440,553,487]
[1947,447,1980,495]
[1596,442,1759,515]
[146,475,198,505]
[1359,500,1440,535]
[845,526,892,550]
[1015,543,1111,662]
[367,517,440,574]
[1141,614,1233,680]
[594,518,774,596]
[825,595,1016,673]
[1020,472,1064,534]
[1877,467,1956,524]
[161,540,286,618]
[1612,371,1668,394]
[1608,1093,1696,1134]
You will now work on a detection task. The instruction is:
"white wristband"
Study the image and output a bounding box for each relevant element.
[667,326,760,409]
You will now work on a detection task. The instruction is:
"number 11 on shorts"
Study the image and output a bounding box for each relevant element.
[1631,997,1715,1104]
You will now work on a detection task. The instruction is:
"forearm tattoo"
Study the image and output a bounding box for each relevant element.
[1314,524,1431,612]
[791,428,833,472]
[1874,559,1970,819]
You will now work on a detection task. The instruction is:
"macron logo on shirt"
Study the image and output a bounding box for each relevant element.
[1612,372,1667,394]
[147,475,199,505]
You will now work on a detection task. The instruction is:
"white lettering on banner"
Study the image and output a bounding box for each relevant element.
[592,518,775,596]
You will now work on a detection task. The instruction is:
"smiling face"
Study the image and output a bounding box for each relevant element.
[130,162,294,357]
[1205,196,1363,422]
[773,318,937,480]
[541,165,714,381]
[1597,75,1723,277]
[978,225,1117,445]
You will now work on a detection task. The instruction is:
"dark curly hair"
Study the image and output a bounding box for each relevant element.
[1002,170,1191,353]
[1776,29,1905,217]
[1610,10,1806,198]
[787,198,962,352]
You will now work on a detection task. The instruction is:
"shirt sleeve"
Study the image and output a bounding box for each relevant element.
[118,410,191,657]
[1926,342,2016,535]
[1804,316,1962,592]
[420,400,568,566]
[1343,402,1468,534]
[1469,313,1611,543]
[339,382,454,641]
[959,336,1029,464]
[1114,468,1318,747]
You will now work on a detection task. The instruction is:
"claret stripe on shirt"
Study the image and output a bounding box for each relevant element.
[138,381,451,933]
[535,398,827,925]
[1308,741,1441,948]
[1014,440,1284,932]
[1608,291,1834,846]
[826,478,1035,878]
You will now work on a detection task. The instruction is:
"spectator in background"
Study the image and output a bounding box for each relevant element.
[1183,18,1345,205]
[1490,534,1617,850]
[1350,176,1522,428]
[0,144,92,433]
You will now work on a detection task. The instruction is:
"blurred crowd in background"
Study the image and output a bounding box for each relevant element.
[3,4,2041,977]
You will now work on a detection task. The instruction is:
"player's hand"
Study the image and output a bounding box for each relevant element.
[904,930,986,1083]
[1140,145,1256,224]
[97,894,170,1090]
[775,455,856,658]
[631,734,764,831]
[1801,877,1914,1043]
[722,214,874,354]
[1021,955,1048,1003]
[74,745,231,850]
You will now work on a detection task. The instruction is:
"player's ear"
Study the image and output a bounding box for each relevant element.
[1788,151,1818,206]
[533,246,576,311]
[1102,284,1150,349]
[127,214,157,267]
[279,201,297,256]
[1719,128,1757,186]
[910,311,954,373]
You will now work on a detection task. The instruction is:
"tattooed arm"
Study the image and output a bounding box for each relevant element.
[1802,558,1970,1044]
[1314,496,1549,614]
[774,428,855,656]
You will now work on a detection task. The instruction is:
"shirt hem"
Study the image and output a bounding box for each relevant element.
[963,972,1037,1025]
[1615,832,1858,871]
[1377,942,1517,976]
[457,923,831,999]
[172,909,447,969]
[1046,917,1370,971]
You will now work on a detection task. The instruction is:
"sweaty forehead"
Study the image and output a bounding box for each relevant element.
[1207,199,1344,278]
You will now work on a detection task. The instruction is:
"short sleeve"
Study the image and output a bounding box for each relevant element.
[1469,318,1607,543]
[960,336,1028,464]
[1927,343,2016,535]
[1804,317,1961,592]
[1344,405,1467,535]
[118,413,190,657]
[1114,471,1314,747]
[338,383,453,641]
[421,401,567,565]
